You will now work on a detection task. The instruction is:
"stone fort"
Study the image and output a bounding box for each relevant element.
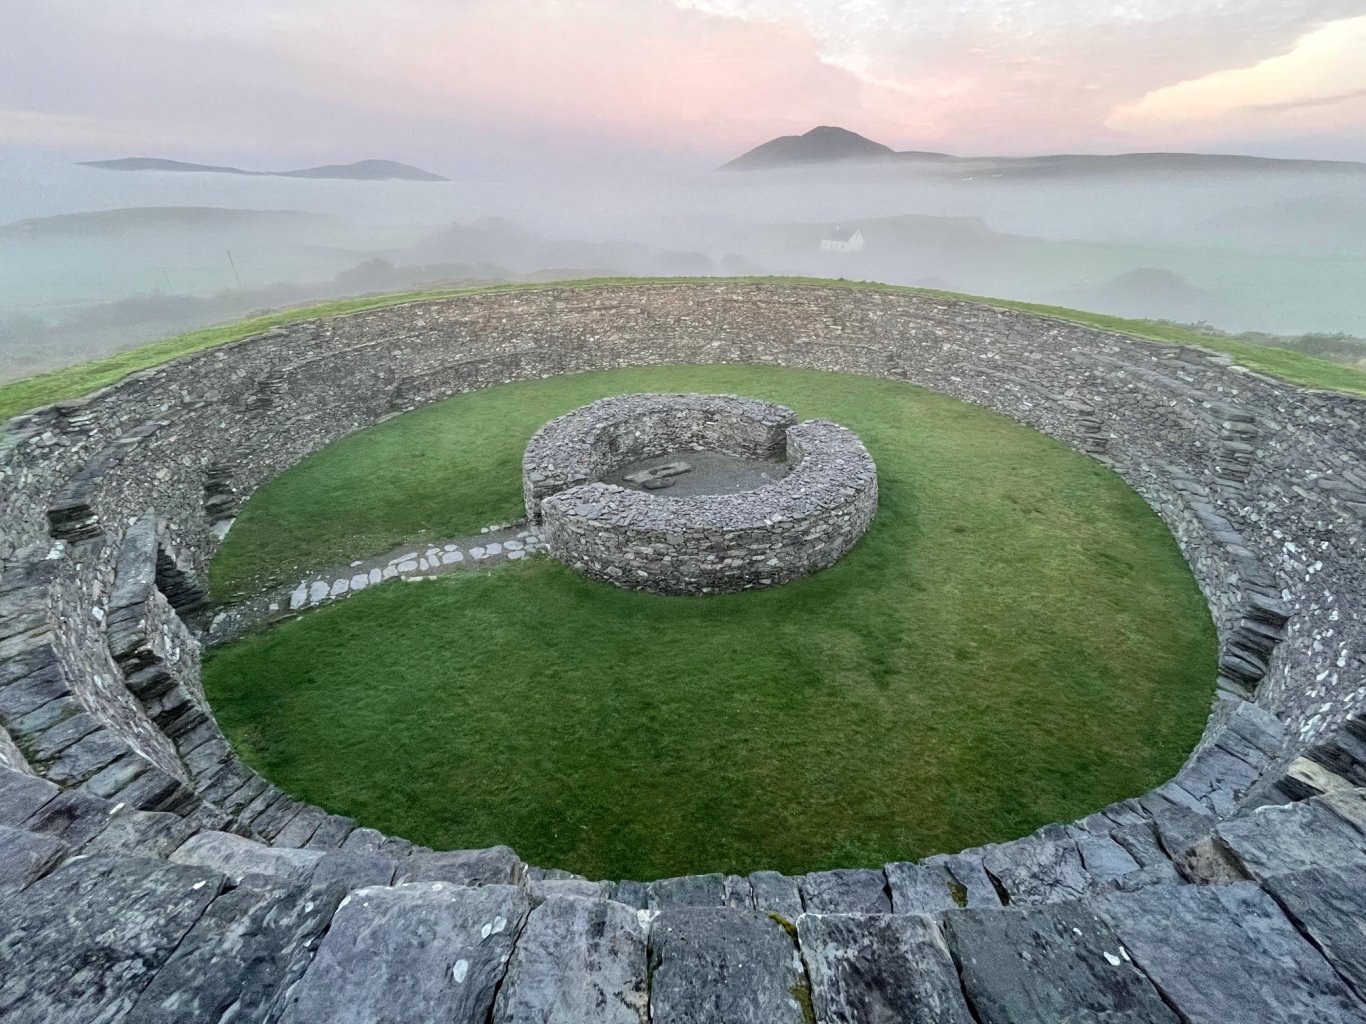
[0,281,1363,1022]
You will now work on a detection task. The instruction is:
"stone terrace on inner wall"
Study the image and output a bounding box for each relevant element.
[1,282,1366,1021]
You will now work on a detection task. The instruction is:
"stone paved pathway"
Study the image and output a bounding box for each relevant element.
[206,522,547,645]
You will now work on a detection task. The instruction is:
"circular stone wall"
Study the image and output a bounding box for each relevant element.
[523,393,878,594]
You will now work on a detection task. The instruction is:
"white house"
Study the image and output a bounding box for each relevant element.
[820,226,865,253]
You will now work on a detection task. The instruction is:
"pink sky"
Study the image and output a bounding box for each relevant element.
[2,0,1364,169]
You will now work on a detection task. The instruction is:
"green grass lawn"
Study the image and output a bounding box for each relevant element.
[4,276,1364,422]
[204,365,1217,880]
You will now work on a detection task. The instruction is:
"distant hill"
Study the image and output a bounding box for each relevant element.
[0,207,340,238]
[721,127,897,170]
[722,128,1366,175]
[78,157,448,182]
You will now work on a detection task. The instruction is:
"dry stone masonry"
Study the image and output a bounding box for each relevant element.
[2,281,1366,1020]
[524,393,877,594]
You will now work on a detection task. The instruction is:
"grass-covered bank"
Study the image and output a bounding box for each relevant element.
[4,276,1365,421]
[205,365,1217,879]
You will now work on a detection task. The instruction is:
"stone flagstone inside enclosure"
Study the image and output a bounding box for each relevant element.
[522,393,878,594]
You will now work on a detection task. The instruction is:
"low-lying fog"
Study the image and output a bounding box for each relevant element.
[1,147,1364,383]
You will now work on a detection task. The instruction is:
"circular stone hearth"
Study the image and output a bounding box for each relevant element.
[521,393,878,594]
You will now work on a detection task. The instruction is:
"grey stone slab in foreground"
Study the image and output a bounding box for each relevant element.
[1262,864,1366,1002]
[276,881,529,1024]
[0,855,224,1024]
[172,829,325,883]
[799,912,975,1024]
[398,844,525,886]
[801,868,891,914]
[493,895,649,1024]
[649,906,808,1024]
[944,900,1180,1023]
[128,878,347,1023]
[0,824,65,897]
[1094,880,1366,1023]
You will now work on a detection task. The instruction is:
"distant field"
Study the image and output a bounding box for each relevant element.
[205,365,1217,879]
[3,276,1365,421]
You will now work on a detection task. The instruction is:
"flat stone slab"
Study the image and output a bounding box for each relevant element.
[799,912,976,1024]
[1092,880,1366,1022]
[276,882,529,1024]
[0,824,66,897]
[749,870,804,919]
[172,829,325,883]
[0,855,225,1024]
[649,906,808,1024]
[397,845,524,886]
[1261,864,1366,1001]
[1213,797,1366,879]
[800,868,891,914]
[648,872,726,909]
[944,900,1181,1023]
[128,878,347,1023]
[493,895,649,1024]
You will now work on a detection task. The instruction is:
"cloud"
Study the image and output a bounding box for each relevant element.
[1107,15,1366,138]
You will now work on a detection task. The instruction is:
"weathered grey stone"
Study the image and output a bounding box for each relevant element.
[276,882,529,1024]
[271,803,329,848]
[648,872,726,909]
[398,844,525,886]
[749,869,804,919]
[78,807,196,858]
[0,824,66,896]
[924,851,1003,908]
[0,766,57,825]
[980,837,1091,905]
[800,868,891,914]
[1093,880,1366,1023]
[1213,797,1366,879]
[612,879,649,909]
[1075,833,1142,886]
[1261,864,1366,1002]
[493,895,649,1024]
[649,907,808,1024]
[527,875,612,906]
[724,873,754,909]
[128,878,347,1023]
[945,900,1181,1023]
[172,829,325,882]
[309,849,398,889]
[885,860,963,914]
[0,855,224,1024]
[799,912,976,1024]
[339,824,386,854]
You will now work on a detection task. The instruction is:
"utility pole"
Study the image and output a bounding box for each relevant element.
[226,249,242,289]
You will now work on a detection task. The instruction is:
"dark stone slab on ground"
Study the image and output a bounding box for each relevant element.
[309,849,398,889]
[398,844,524,886]
[980,837,1090,905]
[1257,865,1366,1004]
[172,829,325,883]
[493,895,649,1024]
[0,855,224,1024]
[648,872,727,909]
[0,766,57,825]
[749,870,804,918]
[128,877,347,1023]
[1093,880,1366,1023]
[944,900,1180,1023]
[799,912,975,1023]
[885,860,962,914]
[0,824,65,896]
[800,868,891,914]
[277,881,530,1024]
[1213,797,1366,878]
[649,906,807,1024]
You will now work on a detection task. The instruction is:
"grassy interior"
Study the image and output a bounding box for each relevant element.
[204,365,1217,880]
[4,276,1364,422]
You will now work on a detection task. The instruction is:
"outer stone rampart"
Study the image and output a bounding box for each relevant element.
[3,282,1366,1019]
[531,398,877,593]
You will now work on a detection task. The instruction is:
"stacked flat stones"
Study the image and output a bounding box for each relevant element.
[523,393,878,594]
[2,282,1366,1021]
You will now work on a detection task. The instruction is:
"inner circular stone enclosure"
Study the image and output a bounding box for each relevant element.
[522,393,879,594]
